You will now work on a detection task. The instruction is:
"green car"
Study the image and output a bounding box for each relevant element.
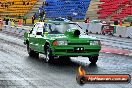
[24,21,101,64]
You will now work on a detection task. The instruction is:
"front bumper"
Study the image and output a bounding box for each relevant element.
[51,45,101,56]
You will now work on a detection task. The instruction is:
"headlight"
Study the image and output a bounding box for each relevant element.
[58,41,68,45]
[90,41,100,45]
[53,40,67,46]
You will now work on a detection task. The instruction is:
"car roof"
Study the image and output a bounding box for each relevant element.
[35,21,76,26]
[36,22,45,24]
[47,20,75,24]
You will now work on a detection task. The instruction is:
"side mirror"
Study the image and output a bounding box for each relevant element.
[36,32,42,35]
[29,29,33,34]
[29,28,33,34]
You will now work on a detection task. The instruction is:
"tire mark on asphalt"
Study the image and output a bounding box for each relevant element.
[0,42,67,88]
[0,33,132,88]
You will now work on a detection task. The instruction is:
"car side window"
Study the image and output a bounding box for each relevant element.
[44,24,51,32]
[43,23,47,32]
[37,26,44,34]
[32,25,39,35]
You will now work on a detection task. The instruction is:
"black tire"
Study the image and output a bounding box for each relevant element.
[27,44,39,57]
[45,45,54,63]
[59,56,71,62]
[89,56,98,64]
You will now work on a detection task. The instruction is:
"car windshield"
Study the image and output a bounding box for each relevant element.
[47,23,83,34]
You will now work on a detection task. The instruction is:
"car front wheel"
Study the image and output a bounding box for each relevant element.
[88,56,98,64]
[27,44,39,57]
[45,45,54,63]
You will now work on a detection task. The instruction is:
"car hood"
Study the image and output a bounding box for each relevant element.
[47,34,98,41]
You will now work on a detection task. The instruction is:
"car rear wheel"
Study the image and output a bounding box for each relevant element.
[27,44,39,57]
[59,56,71,62]
[45,45,54,63]
[89,56,98,64]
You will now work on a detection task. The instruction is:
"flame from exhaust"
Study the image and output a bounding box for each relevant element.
[78,66,86,76]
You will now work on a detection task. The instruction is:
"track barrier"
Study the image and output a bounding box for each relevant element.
[77,22,132,38]
[88,23,102,34]
[1,21,132,38]
[1,21,30,36]
[125,27,132,38]
[114,26,127,37]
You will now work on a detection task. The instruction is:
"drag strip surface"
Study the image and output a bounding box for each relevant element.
[0,32,132,88]
[90,34,132,50]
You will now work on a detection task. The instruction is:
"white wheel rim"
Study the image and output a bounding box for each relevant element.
[27,45,30,53]
[46,49,49,62]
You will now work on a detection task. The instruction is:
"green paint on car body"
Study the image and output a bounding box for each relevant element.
[24,21,101,58]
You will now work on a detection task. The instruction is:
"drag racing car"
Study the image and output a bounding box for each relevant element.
[24,21,101,64]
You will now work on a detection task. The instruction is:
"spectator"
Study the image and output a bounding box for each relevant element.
[67,16,72,21]
[23,1,25,5]
[39,9,41,15]
[4,15,9,25]
[0,19,3,31]
[42,10,45,16]
[12,2,14,5]
[23,15,27,25]
[34,13,37,18]
[32,15,35,24]
[114,20,119,25]
[18,14,21,19]
[119,20,122,26]
[40,10,45,19]
[1,4,3,7]
[5,4,8,8]
[130,22,132,26]
[42,2,45,6]
[45,2,48,6]
[8,19,11,27]
[11,19,15,26]
[27,2,29,5]
[13,20,16,27]
[42,15,45,22]
[41,2,45,8]
[84,18,90,23]
[18,19,22,27]
[40,12,42,18]
[42,10,46,22]
[38,16,41,22]
[84,18,90,34]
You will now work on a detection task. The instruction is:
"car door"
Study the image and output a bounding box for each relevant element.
[29,23,39,51]
[35,23,50,53]
[35,24,45,52]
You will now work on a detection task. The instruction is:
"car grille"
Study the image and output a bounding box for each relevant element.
[68,43,89,45]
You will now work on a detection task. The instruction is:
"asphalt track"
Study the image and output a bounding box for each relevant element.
[0,32,132,88]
